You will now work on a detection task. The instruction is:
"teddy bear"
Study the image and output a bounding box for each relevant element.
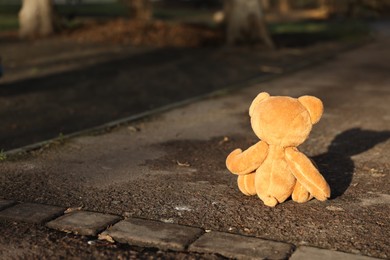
[226,92,330,207]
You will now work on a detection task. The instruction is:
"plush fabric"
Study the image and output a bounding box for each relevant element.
[226,92,330,207]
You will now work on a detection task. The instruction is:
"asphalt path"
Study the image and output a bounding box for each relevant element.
[0,36,351,151]
[0,27,389,259]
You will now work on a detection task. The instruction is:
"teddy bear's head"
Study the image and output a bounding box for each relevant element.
[249,92,323,147]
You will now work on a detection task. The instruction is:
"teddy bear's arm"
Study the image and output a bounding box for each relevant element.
[226,141,268,175]
[285,147,330,201]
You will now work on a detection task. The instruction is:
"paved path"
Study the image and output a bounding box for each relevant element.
[1,32,389,259]
[0,35,351,151]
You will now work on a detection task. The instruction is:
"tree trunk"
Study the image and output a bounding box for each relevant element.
[318,0,329,15]
[123,0,152,21]
[19,0,55,39]
[224,0,274,48]
[278,0,290,14]
[261,0,271,10]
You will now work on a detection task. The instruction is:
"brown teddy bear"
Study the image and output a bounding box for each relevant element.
[226,92,330,207]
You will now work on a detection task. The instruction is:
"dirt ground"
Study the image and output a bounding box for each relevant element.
[0,19,364,151]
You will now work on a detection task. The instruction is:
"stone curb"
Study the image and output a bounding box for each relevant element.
[0,200,382,259]
[290,246,380,260]
[189,231,295,260]
[0,202,65,224]
[102,218,204,251]
[4,38,372,157]
[46,210,122,236]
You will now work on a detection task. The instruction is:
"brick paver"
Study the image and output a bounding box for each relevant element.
[0,203,65,224]
[46,210,121,236]
[290,246,381,260]
[0,200,384,260]
[102,218,204,251]
[189,231,294,260]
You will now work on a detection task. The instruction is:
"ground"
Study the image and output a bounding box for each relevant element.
[0,5,388,257]
[0,26,389,258]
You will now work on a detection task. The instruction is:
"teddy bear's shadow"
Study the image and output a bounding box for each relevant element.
[311,128,390,199]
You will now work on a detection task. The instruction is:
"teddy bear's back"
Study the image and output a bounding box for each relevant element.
[255,145,296,204]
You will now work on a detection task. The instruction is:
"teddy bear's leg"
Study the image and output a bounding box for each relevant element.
[292,181,313,203]
[254,171,279,207]
[255,161,296,207]
[260,195,279,207]
[285,147,330,201]
[237,173,256,196]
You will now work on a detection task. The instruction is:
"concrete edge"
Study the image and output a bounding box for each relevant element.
[290,245,382,260]
[46,210,122,236]
[0,199,383,259]
[3,37,373,157]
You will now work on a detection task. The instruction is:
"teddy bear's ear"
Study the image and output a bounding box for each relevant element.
[249,92,270,117]
[298,96,323,124]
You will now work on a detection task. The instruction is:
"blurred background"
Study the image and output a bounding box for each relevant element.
[0,0,388,152]
[2,0,388,44]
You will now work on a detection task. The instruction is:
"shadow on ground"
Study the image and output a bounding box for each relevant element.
[148,128,390,199]
[0,43,342,151]
[312,128,390,198]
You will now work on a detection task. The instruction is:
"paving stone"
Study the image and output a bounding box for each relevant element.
[46,210,121,236]
[189,231,294,260]
[102,218,204,251]
[290,246,381,260]
[0,203,65,224]
[0,199,16,211]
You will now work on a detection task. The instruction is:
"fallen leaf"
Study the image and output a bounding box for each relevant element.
[64,207,82,213]
[127,126,140,132]
[369,168,385,177]
[123,212,132,219]
[371,173,386,177]
[161,218,175,223]
[176,160,190,167]
[218,136,229,145]
[98,233,115,243]
[326,206,344,211]
[175,205,192,211]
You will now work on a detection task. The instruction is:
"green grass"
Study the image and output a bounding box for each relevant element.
[0,3,128,16]
[0,14,18,31]
[269,20,371,42]
[57,3,128,17]
[0,4,19,14]
[0,149,7,161]
[154,7,212,20]
[0,3,128,31]
[270,22,329,34]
